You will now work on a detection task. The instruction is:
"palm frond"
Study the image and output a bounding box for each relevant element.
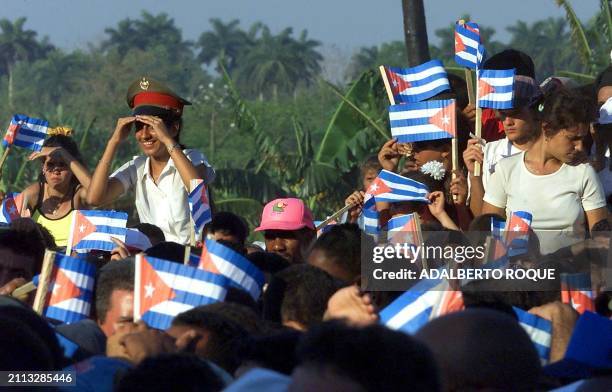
[555,0,593,68]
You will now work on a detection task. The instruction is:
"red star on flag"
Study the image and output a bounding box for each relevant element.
[429,101,456,136]
[198,243,219,274]
[139,257,176,314]
[48,268,81,306]
[478,79,496,99]
[386,69,411,96]
[366,177,392,197]
[454,31,466,53]
[71,211,97,247]
[4,123,19,144]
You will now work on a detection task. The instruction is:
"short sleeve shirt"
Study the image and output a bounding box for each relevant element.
[110,149,215,244]
[484,152,606,254]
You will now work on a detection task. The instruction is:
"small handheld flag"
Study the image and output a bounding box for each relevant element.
[504,211,532,257]
[360,204,380,239]
[33,253,96,324]
[560,273,594,314]
[455,21,485,69]
[135,254,231,330]
[382,60,451,103]
[514,306,552,365]
[387,213,420,246]
[380,276,464,334]
[199,239,265,300]
[478,69,515,109]
[2,114,49,152]
[188,179,212,234]
[389,99,456,143]
[0,192,25,223]
[365,170,430,205]
[67,210,128,254]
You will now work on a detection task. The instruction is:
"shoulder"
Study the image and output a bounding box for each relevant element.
[495,151,523,171]
[183,149,210,166]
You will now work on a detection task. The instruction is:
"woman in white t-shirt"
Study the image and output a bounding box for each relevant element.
[482,90,608,254]
[86,77,215,244]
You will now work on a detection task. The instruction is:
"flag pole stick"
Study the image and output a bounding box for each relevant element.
[0,146,11,181]
[183,245,191,265]
[415,214,428,270]
[474,66,483,177]
[379,66,396,105]
[32,249,56,315]
[451,137,459,202]
[316,202,356,231]
[11,281,36,298]
[465,69,475,105]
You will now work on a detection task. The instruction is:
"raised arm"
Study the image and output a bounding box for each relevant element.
[86,117,135,206]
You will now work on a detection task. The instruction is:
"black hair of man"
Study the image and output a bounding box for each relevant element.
[94,259,134,323]
[482,49,535,79]
[205,212,249,246]
[415,309,541,391]
[262,264,343,328]
[115,353,224,392]
[296,321,440,391]
[144,241,185,264]
[309,223,363,282]
[172,308,248,374]
[195,301,262,335]
[239,330,302,375]
[132,223,165,246]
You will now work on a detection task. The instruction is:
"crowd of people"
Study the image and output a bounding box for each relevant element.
[0,48,611,391]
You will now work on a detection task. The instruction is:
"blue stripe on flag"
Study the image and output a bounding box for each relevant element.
[54,255,97,277]
[74,239,116,252]
[80,210,128,219]
[142,311,182,331]
[91,225,127,236]
[45,306,89,324]
[205,239,265,288]
[146,256,231,288]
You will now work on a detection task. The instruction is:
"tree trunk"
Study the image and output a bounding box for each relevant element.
[402,0,431,66]
[7,62,13,110]
[209,110,216,161]
[272,83,278,101]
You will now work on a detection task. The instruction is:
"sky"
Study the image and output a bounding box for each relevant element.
[0,0,599,50]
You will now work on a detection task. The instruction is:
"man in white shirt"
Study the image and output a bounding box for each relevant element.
[464,76,542,215]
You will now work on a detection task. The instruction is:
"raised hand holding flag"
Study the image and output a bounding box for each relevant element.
[380,60,451,104]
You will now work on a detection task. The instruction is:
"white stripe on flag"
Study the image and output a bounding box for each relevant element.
[389,107,441,120]
[520,322,551,348]
[458,33,479,49]
[457,51,478,64]
[383,180,429,194]
[399,65,446,82]
[61,270,94,290]
[79,232,122,243]
[481,76,514,86]
[86,216,128,227]
[480,92,513,102]
[49,298,91,314]
[15,133,45,144]
[391,124,444,135]
[385,290,440,330]
[156,270,226,299]
[209,253,258,293]
[147,300,196,317]
[405,78,449,95]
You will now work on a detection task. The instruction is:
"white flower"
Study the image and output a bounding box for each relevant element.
[204,95,210,101]
[230,122,235,128]
[420,161,446,180]
[208,83,214,89]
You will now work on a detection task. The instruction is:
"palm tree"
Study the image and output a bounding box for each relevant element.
[197,18,250,73]
[0,17,50,109]
[102,19,140,56]
[235,26,322,100]
[401,0,430,65]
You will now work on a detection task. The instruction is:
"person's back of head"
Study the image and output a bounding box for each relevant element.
[483,49,535,79]
[170,307,248,374]
[0,219,47,286]
[144,241,185,263]
[307,223,362,283]
[415,308,541,391]
[205,212,249,246]
[263,264,342,330]
[195,301,262,335]
[94,259,134,336]
[132,223,165,246]
[115,353,224,392]
[292,321,440,391]
[239,330,302,375]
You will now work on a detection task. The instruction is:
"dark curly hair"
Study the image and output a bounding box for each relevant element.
[540,89,596,137]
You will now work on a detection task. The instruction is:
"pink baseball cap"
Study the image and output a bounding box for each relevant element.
[255,198,315,232]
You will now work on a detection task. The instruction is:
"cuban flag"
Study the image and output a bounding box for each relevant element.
[35,254,96,324]
[0,192,25,223]
[454,21,486,69]
[365,170,430,205]
[387,213,420,245]
[389,100,456,143]
[134,254,231,330]
[504,211,532,257]
[188,179,212,234]
[314,220,337,237]
[67,210,128,254]
[514,306,552,365]
[2,114,49,152]
[560,273,594,314]
[478,69,515,109]
[199,239,265,300]
[380,276,464,334]
[360,204,380,238]
[383,60,451,103]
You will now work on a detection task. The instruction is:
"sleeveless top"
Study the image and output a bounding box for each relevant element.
[31,182,78,247]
